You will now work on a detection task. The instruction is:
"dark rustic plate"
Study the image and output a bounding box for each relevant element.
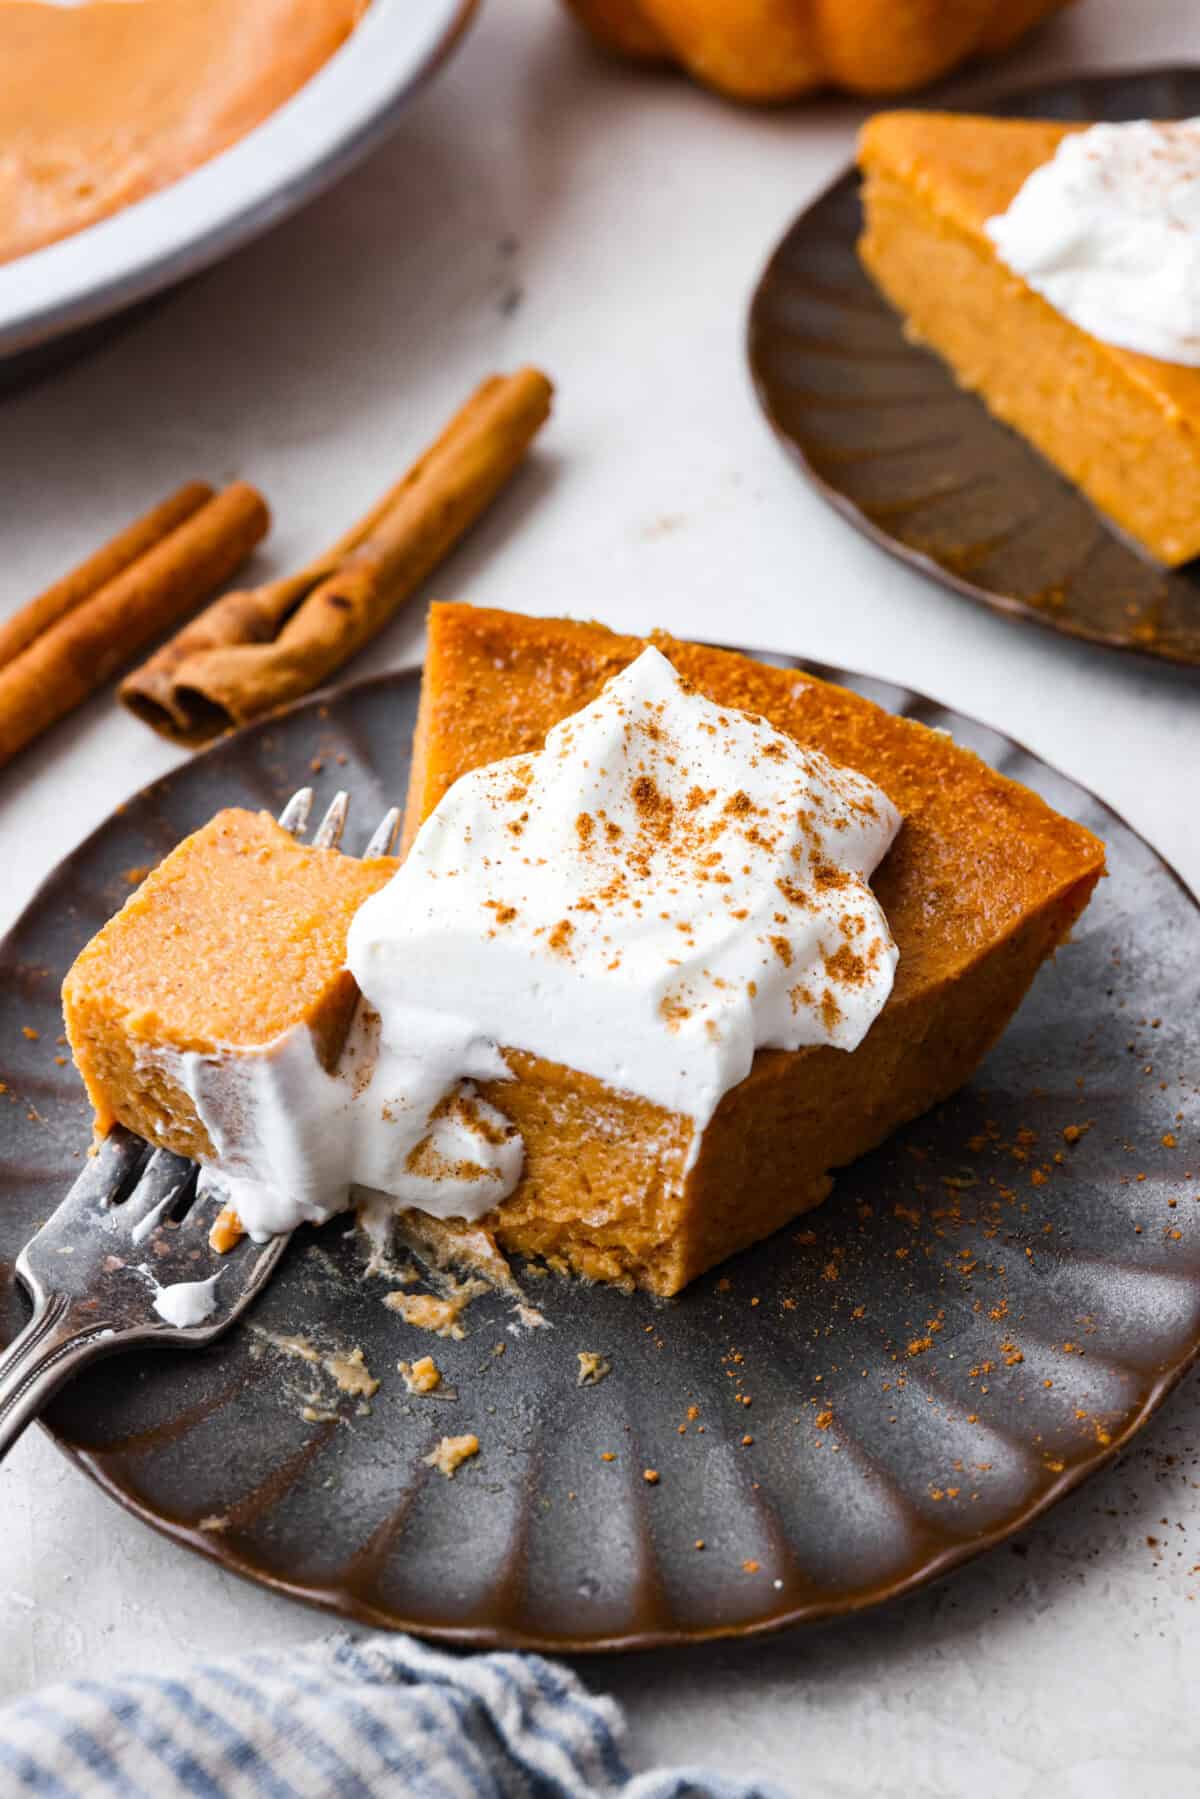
[1,660,1197,1651]
[748,66,1200,670]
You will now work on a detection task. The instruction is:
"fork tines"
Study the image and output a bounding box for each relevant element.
[279,787,400,859]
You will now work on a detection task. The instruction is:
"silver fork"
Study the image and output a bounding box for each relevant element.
[0,788,399,1463]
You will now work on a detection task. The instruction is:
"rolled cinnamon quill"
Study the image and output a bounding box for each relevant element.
[121,367,554,744]
[0,482,269,770]
[0,481,214,672]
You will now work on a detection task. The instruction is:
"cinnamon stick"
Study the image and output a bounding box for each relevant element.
[0,482,269,770]
[121,368,553,744]
[0,481,214,671]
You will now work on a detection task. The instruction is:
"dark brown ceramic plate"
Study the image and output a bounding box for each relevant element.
[1,660,1197,1651]
[748,66,1200,670]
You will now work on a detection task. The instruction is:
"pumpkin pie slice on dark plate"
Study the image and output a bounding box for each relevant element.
[857,110,1200,568]
[396,603,1103,1292]
[63,602,1104,1298]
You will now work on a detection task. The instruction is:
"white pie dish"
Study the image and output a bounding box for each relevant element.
[0,0,476,359]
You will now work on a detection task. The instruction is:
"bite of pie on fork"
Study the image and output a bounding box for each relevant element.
[0,790,399,1463]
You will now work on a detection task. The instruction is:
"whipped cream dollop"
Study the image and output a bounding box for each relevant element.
[172,647,901,1239]
[986,118,1200,364]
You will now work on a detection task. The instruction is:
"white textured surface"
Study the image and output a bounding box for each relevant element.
[0,0,1197,1792]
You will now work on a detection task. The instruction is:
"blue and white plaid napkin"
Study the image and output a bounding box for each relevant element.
[0,1631,788,1798]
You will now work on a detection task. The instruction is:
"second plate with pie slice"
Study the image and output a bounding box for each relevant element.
[748,65,1200,671]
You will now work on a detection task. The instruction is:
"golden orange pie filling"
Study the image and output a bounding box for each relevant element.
[63,809,396,1159]
[0,0,367,265]
[858,111,1200,567]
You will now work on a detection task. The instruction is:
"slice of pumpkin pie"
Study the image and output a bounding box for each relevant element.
[857,110,1200,566]
[63,603,1104,1296]
[64,807,398,1155]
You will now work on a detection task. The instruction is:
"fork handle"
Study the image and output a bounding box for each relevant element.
[0,1294,114,1463]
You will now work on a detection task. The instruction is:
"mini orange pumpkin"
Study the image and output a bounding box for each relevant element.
[562,0,1073,102]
